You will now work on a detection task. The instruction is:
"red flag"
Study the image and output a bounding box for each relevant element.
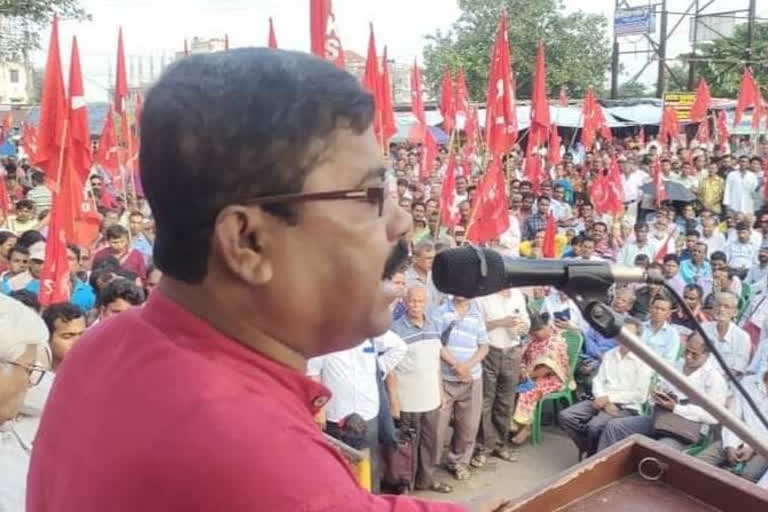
[362,24,383,145]
[440,68,455,133]
[581,87,602,151]
[606,154,624,215]
[463,106,479,161]
[420,129,438,181]
[22,123,38,162]
[527,40,550,154]
[309,0,345,69]
[654,228,677,262]
[32,15,67,179]
[690,78,712,122]
[379,46,397,145]
[734,67,761,127]
[455,67,469,130]
[525,153,542,195]
[410,59,426,125]
[68,36,91,183]
[542,212,556,258]
[652,157,667,207]
[439,156,460,228]
[0,173,10,218]
[659,105,680,148]
[548,125,561,166]
[466,160,510,244]
[638,126,645,145]
[716,109,730,150]
[558,85,568,107]
[38,187,72,306]
[268,17,278,49]
[696,117,710,144]
[95,106,119,177]
[485,12,517,158]
[114,28,128,114]
[591,171,611,215]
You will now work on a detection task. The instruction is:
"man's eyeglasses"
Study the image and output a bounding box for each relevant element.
[1,359,47,386]
[243,186,386,217]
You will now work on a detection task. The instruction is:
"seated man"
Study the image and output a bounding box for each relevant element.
[702,292,751,378]
[576,288,635,394]
[560,318,652,458]
[696,364,768,483]
[598,333,727,452]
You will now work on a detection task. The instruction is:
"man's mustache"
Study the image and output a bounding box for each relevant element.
[383,239,409,280]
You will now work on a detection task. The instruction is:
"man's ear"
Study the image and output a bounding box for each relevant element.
[211,205,274,286]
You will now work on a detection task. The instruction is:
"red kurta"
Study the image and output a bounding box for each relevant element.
[27,291,466,511]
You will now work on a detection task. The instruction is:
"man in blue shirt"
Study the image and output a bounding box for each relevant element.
[642,295,681,363]
[128,211,153,265]
[680,242,712,284]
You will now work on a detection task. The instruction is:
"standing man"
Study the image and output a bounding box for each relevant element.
[521,195,550,241]
[128,211,153,265]
[474,287,529,466]
[617,222,658,267]
[28,49,501,511]
[724,162,758,215]
[405,240,443,311]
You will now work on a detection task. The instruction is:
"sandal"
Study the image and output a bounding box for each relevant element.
[427,481,454,493]
[493,448,518,462]
[453,464,471,481]
[470,453,487,468]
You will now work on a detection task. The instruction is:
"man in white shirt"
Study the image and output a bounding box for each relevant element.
[559,319,653,457]
[701,217,726,256]
[549,184,572,223]
[617,222,658,267]
[307,331,406,493]
[598,333,727,452]
[724,166,758,215]
[697,368,768,482]
[703,292,752,377]
[473,287,529,465]
[726,222,758,278]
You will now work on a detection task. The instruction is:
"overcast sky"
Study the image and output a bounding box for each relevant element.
[34,0,767,101]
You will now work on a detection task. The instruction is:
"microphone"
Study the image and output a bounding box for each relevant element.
[432,246,663,298]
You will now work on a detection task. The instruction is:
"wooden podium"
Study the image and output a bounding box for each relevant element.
[509,435,768,512]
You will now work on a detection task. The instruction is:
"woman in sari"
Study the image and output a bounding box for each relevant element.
[511,315,574,445]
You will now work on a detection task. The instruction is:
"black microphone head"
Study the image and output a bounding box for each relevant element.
[432,246,507,298]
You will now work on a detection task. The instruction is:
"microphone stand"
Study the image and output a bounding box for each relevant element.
[569,295,768,461]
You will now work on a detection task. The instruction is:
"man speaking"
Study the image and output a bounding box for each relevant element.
[27,49,510,511]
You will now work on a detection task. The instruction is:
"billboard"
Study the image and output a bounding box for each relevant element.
[615,7,653,36]
[664,92,696,122]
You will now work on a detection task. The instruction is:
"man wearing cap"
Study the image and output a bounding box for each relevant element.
[28,49,510,511]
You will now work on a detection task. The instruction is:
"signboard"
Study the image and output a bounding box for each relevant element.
[690,11,738,43]
[615,7,653,36]
[664,92,696,122]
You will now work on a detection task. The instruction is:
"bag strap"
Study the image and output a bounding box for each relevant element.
[440,320,457,346]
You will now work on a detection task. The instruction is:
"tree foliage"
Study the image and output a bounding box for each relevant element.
[0,0,89,58]
[695,21,768,97]
[422,0,611,102]
[617,81,649,98]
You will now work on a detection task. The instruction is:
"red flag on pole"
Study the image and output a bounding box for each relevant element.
[581,87,599,151]
[440,67,455,133]
[114,27,128,114]
[410,59,426,125]
[22,123,38,162]
[696,117,710,144]
[659,106,680,148]
[690,78,712,122]
[310,0,345,69]
[485,12,517,158]
[466,160,510,244]
[734,67,761,127]
[95,106,119,177]
[32,15,67,179]
[379,46,397,146]
[525,153,542,196]
[558,85,568,107]
[362,23,384,146]
[439,156,460,228]
[68,36,91,183]
[38,186,72,306]
[606,154,624,215]
[542,212,556,258]
[527,40,550,155]
[548,125,561,166]
[455,67,469,130]
[268,17,278,49]
[463,106,479,162]
[420,129,438,181]
[0,173,10,218]
[591,171,611,215]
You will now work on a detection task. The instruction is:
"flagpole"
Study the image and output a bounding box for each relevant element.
[434,125,460,241]
[54,119,70,194]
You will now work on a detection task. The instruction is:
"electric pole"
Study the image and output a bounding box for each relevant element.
[656,0,668,97]
[746,0,756,65]
[688,0,699,90]
[611,0,620,99]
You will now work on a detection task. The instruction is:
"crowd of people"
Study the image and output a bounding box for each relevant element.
[2,118,768,508]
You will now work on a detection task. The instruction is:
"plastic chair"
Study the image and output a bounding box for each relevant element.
[683,429,713,457]
[531,330,584,444]
[737,283,752,322]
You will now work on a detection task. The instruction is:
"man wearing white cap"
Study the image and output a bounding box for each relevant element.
[0,293,50,512]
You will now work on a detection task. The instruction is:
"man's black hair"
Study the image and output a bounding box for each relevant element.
[105,224,129,241]
[10,289,40,312]
[685,229,700,238]
[42,302,85,335]
[98,278,146,307]
[15,199,35,211]
[663,254,679,264]
[140,48,374,283]
[31,171,46,185]
[710,250,727,262]
[0,231,16,245]
[67,243,81,260]
[8,244,29,259]
[16,230,44,249]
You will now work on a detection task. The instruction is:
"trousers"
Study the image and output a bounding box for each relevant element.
[558,400,636,456]
[400,407,441,488]
[438,379,484,468]
[476,346,522,454]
